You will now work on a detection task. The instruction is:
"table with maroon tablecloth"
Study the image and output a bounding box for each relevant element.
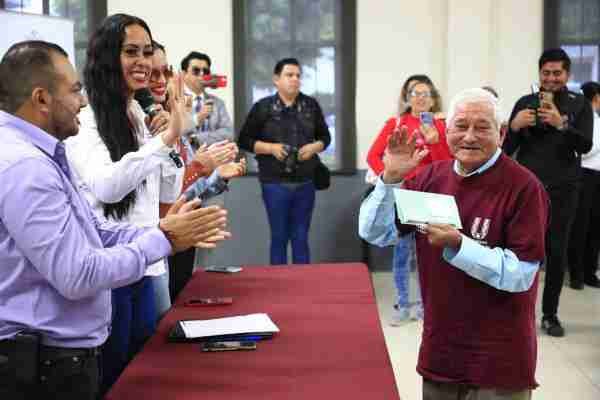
[106,263,400,400]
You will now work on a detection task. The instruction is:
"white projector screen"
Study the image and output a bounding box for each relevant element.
[0,10,75,67]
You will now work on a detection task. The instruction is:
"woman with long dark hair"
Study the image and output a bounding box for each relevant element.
[65,14,187,392]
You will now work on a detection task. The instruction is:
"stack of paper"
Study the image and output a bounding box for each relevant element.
[393,188,462,228]
[169,313,280,342]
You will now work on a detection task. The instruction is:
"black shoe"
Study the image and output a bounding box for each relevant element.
[584,276,600,288]
[541,315,565,337]
[570,281,584,290]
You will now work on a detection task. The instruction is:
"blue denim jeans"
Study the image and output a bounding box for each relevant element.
[261,182,316,265]
[393,233,421,309]
[101,277,156,394]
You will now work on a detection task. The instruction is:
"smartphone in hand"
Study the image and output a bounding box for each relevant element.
[420,111,434,126]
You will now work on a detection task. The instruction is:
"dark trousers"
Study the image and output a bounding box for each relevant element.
[101,277,156,394]
[568,168,600,284]
[542,183,579,317]
[0,341,100,400]
[261,182,316,265]
[423,379,531,400]
[168,248,196,301]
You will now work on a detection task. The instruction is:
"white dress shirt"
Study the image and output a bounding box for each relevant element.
[582,112,600,171]
[65,100,183,276]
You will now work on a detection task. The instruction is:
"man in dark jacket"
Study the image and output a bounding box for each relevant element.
[503,48,593,337]
[237,58,331,265]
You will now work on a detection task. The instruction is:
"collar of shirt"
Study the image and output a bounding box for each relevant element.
[184,85,204,101]
[274,92,302,112]
[453,148,501,177]
[0,110,59,159]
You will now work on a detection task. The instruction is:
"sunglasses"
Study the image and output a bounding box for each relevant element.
[150,65,174,81]
[191,66,211,76]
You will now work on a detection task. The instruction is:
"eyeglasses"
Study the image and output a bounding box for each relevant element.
[410,90,432,99]
[150,65,174,82]
[191,66,211,76]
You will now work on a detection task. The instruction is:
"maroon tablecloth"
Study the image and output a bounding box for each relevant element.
[106,263,400,399]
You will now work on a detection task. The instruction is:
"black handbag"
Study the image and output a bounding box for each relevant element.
[313,157,330,191]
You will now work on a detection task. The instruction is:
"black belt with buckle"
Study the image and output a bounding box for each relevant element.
[40,344,102,359]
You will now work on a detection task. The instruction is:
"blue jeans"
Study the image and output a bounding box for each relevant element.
[261,182,316,265]
[393,233,421,309]
[101,277,156,394]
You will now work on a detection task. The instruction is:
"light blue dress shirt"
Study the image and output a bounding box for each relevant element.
[358,149,540,293]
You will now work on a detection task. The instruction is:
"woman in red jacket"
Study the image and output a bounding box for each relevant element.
[366,76,451,325]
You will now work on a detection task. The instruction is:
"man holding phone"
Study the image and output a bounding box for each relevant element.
[181,51,233,146]
[503,48,593,337]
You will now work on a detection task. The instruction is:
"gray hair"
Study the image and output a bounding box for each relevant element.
[446,88,503,129]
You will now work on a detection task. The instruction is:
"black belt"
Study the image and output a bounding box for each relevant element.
[0,339,101,358]
[40,344,101,358]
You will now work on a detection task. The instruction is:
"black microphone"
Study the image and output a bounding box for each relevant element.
[134,88,183,168]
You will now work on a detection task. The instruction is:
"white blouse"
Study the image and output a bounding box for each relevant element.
[65,100,183,276]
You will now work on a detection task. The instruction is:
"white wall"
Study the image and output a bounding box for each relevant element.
[108,0,543,169]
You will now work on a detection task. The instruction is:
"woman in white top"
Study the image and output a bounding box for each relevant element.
[65,14,186,394]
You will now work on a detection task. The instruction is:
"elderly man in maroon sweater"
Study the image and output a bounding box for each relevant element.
[359,88,549,400]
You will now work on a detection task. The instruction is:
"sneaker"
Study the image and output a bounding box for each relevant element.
[541,315,565,337]
[389,306,410,326]
[411,304,424,321]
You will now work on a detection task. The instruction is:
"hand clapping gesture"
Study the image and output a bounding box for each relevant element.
[161,72,187,146]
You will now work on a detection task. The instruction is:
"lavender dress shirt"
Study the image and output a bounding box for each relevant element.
[0,111,172,348]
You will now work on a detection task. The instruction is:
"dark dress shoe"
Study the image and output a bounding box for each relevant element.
[541,315,565,337]
[570,281,584,290]
[584,276,600,288]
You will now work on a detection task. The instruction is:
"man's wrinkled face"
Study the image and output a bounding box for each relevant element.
[446,101,500,174]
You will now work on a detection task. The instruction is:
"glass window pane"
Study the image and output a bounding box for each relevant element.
[6,0,43,14]
[245,0,343,169]
[49,0,68,16]
[562,45,599,91]
[559,0,600,43]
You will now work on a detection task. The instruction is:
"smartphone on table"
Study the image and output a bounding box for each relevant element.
[202,341,257,352]
[184,297,233,306]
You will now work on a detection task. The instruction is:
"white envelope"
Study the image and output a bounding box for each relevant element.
[393,188,462,229]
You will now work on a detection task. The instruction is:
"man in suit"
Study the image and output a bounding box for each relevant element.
[181,51,233,146]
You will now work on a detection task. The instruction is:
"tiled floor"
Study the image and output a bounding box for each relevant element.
[371,271,600,399]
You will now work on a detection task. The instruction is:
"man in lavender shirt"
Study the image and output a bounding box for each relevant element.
[0,41,230,399]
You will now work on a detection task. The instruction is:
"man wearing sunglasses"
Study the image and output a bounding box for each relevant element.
[181,51,233,146]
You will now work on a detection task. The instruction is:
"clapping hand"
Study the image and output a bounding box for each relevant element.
[160,72,187,146]
[193,140,238,174]
[159,196,231,251]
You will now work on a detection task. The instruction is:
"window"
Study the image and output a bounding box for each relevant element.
[1,0,106,74]
[234,0,357,172]
[545,0,600,90]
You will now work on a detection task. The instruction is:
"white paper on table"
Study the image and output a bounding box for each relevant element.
[179,313,280,339]
[393,188,463,229]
